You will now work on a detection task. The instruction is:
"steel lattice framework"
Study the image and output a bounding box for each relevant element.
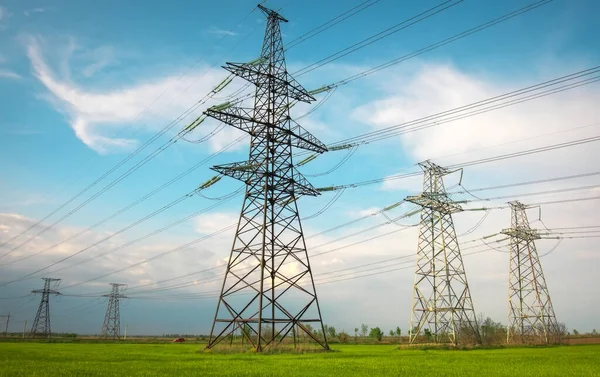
[406,161,481,345]
[100,283,127,339]
[203,5,329,352]
[502,201,559,344]
[30,278,61,338]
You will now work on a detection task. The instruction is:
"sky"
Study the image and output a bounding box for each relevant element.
[0,0,599,337]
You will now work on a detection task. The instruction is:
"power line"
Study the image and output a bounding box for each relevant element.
[59,224,237,291]
[124,240,509,301]
[0,190,197,287]
[328,0,554,87]
[21,6,264,228]
[329,70,600,148]
[223,0,556,142]
[62,168,600,294]
[98,214,421,296]
[7,137,599,289]
[5,192,240,284]
[449,171,600,195]
[0,6,268,256]
[480,196,600,210]
[285,0,383,50]
[294,0,464,76]
[464,184,600,204]
[0,0,561,262]
[322,135,600,192]
[0,135,245,269]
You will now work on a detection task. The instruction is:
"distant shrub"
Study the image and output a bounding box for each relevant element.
[338,332,349,343]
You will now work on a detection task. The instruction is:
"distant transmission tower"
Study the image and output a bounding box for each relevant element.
[406,161,481,345]
[203,5,329,351]
[30,278,61,338]
[100,283,127,339]
[502,201,559,344]
[0,313,10,336]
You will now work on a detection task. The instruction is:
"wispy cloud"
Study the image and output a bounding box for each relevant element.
[80,46,116,78]
[207,27,238,37]
[4,127,42,135]
[0,5,11,28]
[0,53,21,79]
[25,36,232,154]
[0,69,21,79]
[353,62,600,183]
[24,7,49,17]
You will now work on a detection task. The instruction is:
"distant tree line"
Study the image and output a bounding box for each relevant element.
[302,315,598,345]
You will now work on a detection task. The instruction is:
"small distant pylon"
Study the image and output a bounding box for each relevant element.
[406,161,481,345]
[30,278,61,338]
[100,283,127,339]
[502,201,559,344]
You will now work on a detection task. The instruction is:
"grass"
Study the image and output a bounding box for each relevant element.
[0,342,599,376]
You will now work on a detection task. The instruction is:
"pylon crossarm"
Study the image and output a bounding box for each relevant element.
[205,105,326,153]
[204,106,258,134]
[406,194,463,214]
[211,161,256,182]
[501,227,541,240]
[287,119,328,153]
[224,62,315,103]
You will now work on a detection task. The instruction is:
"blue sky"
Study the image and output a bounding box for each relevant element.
[1,0,599,336]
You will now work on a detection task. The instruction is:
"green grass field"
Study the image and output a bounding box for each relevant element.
[1,343,599,376]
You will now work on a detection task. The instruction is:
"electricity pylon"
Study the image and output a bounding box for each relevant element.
[1,313,10,336]
[501,201,559,344]
[406,161,480,345]
[100,283,127,339]
[203,5,329,352]
[30,278,61,338]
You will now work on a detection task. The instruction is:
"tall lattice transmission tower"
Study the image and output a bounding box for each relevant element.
[100,283,127,339]
[203,4,329,352]
[501,201,559,344]
[30,278,61,338]
[406,161,480,345]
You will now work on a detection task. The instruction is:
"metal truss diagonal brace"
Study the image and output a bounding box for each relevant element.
[289,119,328,153]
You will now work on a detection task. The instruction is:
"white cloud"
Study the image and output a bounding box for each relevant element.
[207,28,238,37]
[354,62,600,190]
[328,61,600,332]
[0,5,11,29]
[25,36,235,154]
[0,52,21,80]
[24,7,48,17]
[0,212,217,292]
[80,46,116,78]
[194,212,238,235]
[0,69,21,79]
